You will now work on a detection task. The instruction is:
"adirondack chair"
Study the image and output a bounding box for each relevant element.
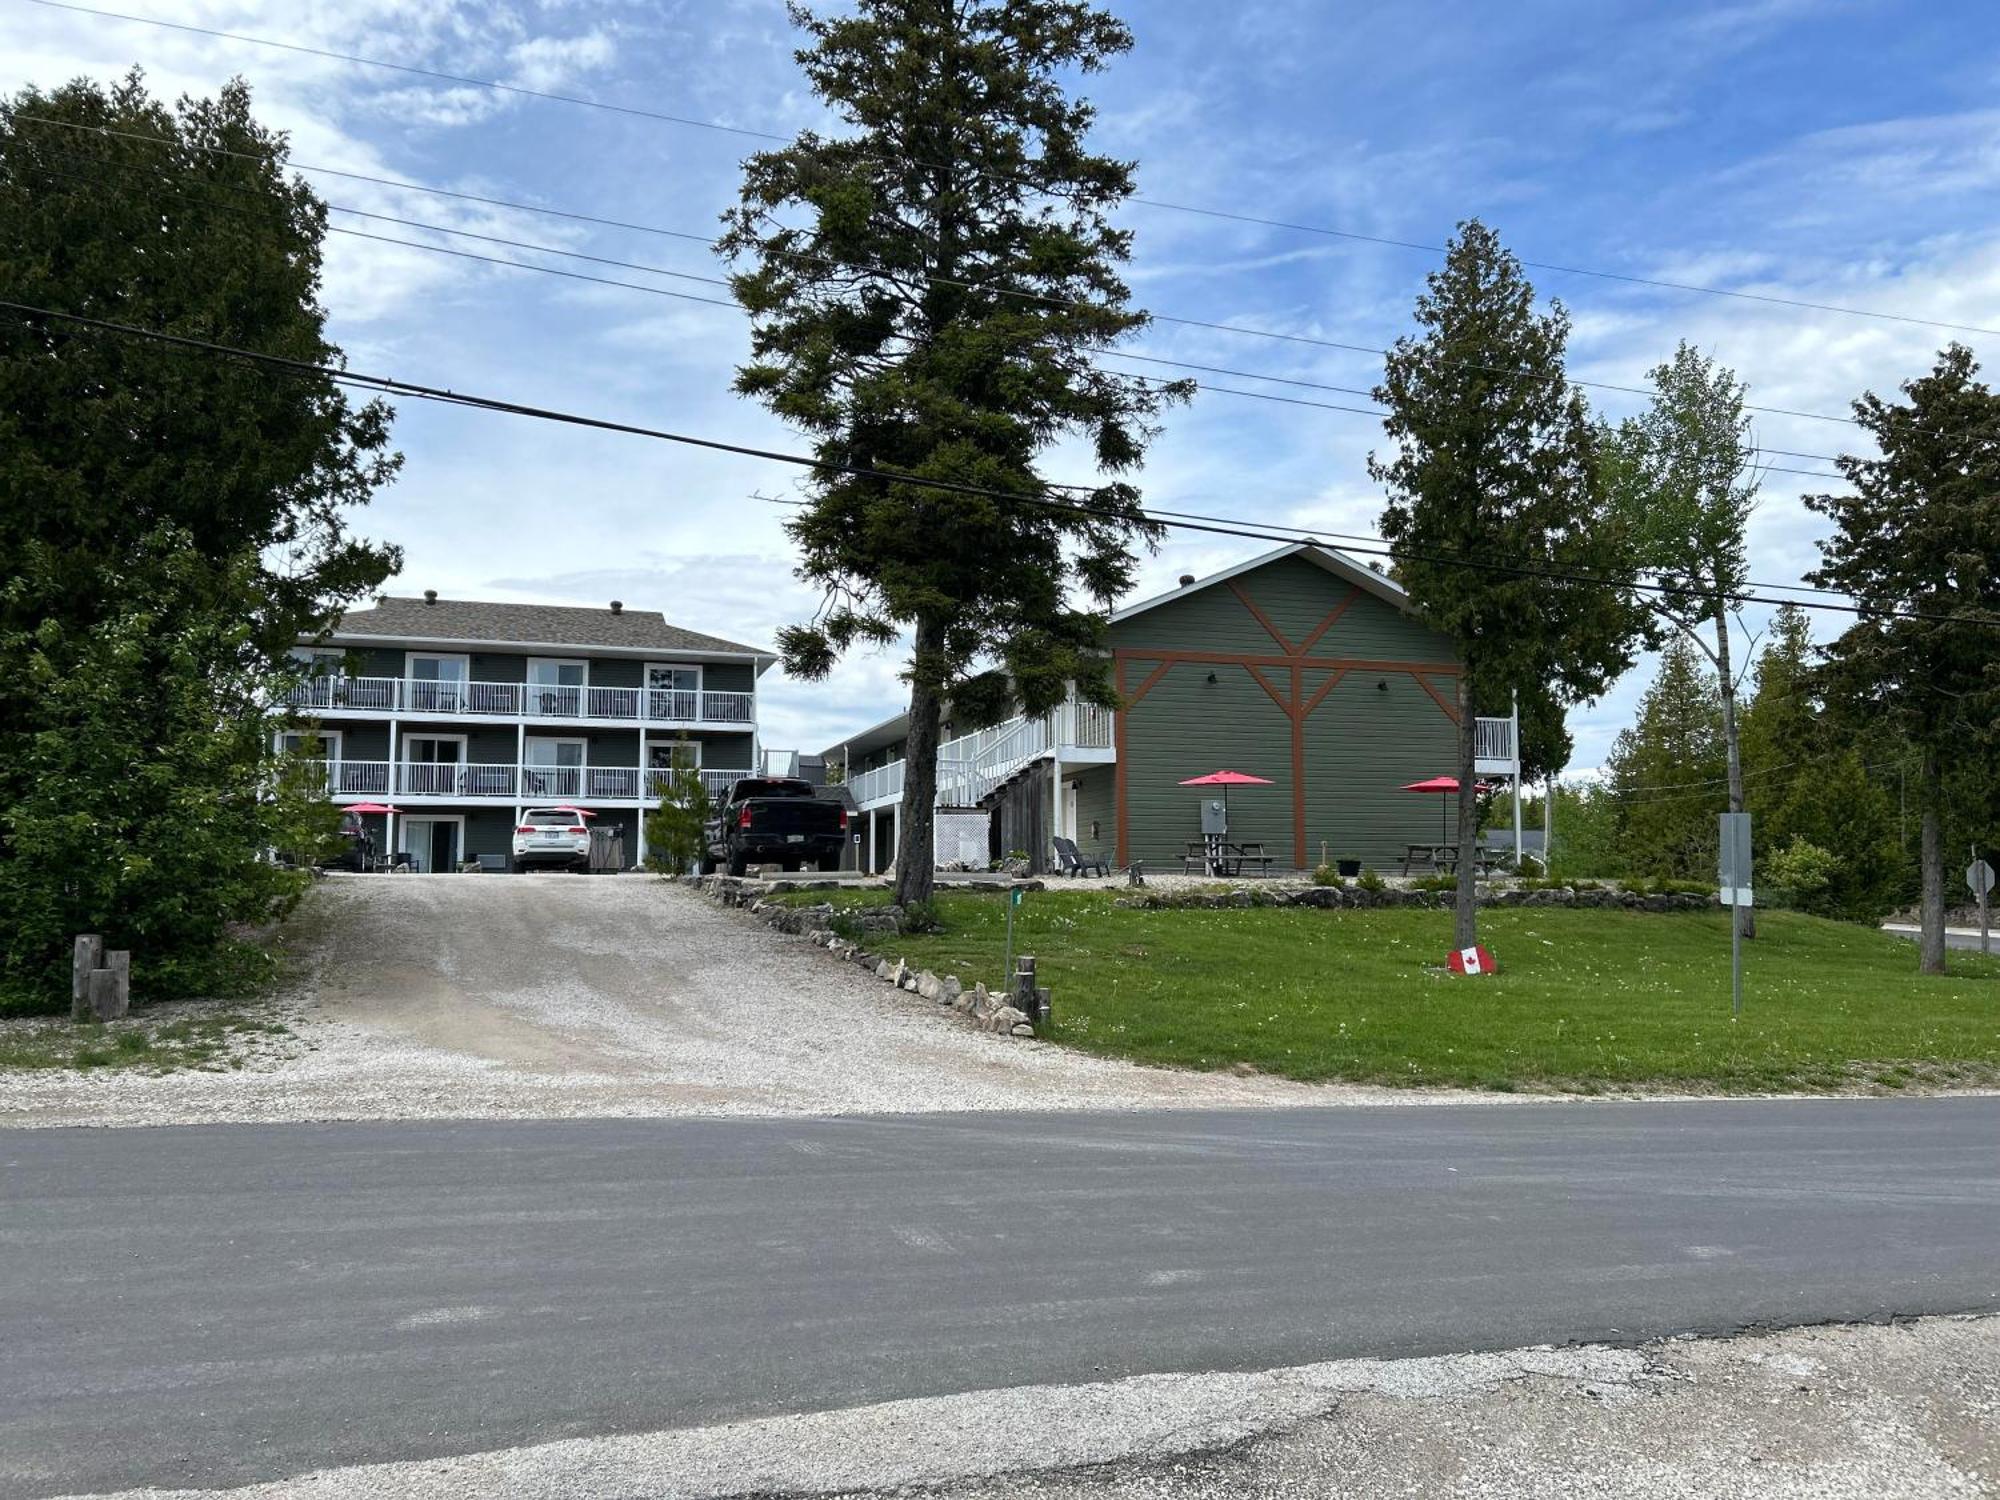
[1052,835,1110,878]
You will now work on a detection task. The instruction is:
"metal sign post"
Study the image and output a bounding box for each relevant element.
[1719,813,1753,1018]
[1003,885,1024,991]
[1968,852,1994,957]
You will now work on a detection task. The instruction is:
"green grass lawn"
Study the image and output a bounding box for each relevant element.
[0,1006,295,1073]
[775,888,2000,1093]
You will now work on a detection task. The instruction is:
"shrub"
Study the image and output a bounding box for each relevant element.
[1356,869,1388,894]
[1311,864,1340,887]
[1766,837,1840,912]
[828,912,864,942]
[1412,874,1458,893]
[901,898,943,934]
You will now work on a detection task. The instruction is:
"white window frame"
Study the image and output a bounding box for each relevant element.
[402,732,468,764]
[526,657,588,686]
[405,651,471,681]
[646,661,702,691]
[524,735,588,767]
[290,647,346,675]
[275,727,343,761]
[647,738,702,769]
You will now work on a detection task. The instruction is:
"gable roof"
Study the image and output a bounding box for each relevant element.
[1108,543,1409,625]
[323,596,776,664]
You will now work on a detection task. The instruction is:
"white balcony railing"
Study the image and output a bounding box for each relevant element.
[843,697,1114,811]
[1473,715,1516,770]
[282,676,755,726]
[301,761,754,803]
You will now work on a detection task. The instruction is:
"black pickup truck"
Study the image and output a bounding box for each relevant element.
[701,777,849,875]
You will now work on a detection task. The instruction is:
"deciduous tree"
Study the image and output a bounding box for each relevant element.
[1600,343,1760,930]
[721,1,1184,907]
[0,75,399,1009]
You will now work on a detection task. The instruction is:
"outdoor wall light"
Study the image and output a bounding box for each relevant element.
[1376,679,1388,691]
[1206,671,1218,684]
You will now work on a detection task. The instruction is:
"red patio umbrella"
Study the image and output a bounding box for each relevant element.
[1399,776,1494,843]
[553,804,599,818]
[1179,769,1274,827]
[344,801,400,815]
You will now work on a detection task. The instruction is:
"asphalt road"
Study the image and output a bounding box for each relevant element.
[6,1100,1999,1497]
[1882,922,1998,953]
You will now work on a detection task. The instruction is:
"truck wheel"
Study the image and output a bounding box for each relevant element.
[726,853,748,877]
[697,855,718,875]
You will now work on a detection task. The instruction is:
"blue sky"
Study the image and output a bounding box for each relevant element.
[8,0,1999,768]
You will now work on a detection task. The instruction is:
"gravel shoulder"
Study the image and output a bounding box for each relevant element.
[42,1315,1998,1499]
[0,875,1449,1128]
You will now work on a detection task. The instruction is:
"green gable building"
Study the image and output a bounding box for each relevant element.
[825,544,1520,876]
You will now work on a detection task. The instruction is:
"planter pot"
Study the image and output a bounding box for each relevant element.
[1336,859,1362,878]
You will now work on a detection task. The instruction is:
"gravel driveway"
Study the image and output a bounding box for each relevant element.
[2,875,1407,1128]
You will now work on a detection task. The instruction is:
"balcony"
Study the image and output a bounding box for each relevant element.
[845,699,1116,811]
[301,761,751,803]
[282,675,755,727]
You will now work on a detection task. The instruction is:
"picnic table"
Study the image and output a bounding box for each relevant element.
[1402,843,1501,876]
[1181,838,1276,878]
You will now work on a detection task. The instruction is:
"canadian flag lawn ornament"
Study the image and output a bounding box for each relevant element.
[1447,944,1496,976]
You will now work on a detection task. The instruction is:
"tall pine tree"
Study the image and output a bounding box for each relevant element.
[1372,221,1648,945]
[1805,345,2000,972]
[721,1,1185,906]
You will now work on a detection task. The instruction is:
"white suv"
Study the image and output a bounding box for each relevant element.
[512,808,592,871]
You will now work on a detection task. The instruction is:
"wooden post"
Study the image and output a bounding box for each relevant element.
[71,935,104,1022]
[103,951,131,1019]
[1014,955,1037,1016]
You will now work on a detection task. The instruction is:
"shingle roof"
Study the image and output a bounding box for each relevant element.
[325,596,773,658]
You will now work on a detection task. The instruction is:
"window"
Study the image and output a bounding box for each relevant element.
[276,729,341,760]
[648,740,701,770]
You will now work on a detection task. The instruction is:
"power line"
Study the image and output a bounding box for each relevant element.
[8,145,1859,478]
[5,298,1985,628]
[6,112,1873,434]
[27,0,1999,341]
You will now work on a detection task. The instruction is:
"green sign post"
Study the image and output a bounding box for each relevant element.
[1003,885,1024,992]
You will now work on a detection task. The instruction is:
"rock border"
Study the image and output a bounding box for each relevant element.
[1114,882,1713,913]
[680,876,1040,1038]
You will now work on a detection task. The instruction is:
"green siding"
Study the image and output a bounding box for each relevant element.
[465,727,519,764]
[592,657,643,689]
[703,661,755,693]
[335,724,390,761]
[1113,553,1455,664]
[471,652,526,682]
[1069,766,1116,857]
[1300,673,1458,871]
[1120,661,1294,867]
[350,646,403,678]
[1108,549,1462,871]
[463,808,515,861]
[690,731,756,767]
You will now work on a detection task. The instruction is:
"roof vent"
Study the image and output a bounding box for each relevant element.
[609,600,623,615]
[1178,573,1196,587]
[423,589,438,605]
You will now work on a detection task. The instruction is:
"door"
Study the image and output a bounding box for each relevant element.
[1063,780,1080,842]
[402,817,461,873]
[646,664,700,721]
[523,738,585,800]
[527,658,586,718]
[403,736,465,796]
[276,729,341,793]
[407,654,469,713]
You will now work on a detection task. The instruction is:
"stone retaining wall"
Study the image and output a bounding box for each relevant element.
[1114,883,1713,913]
